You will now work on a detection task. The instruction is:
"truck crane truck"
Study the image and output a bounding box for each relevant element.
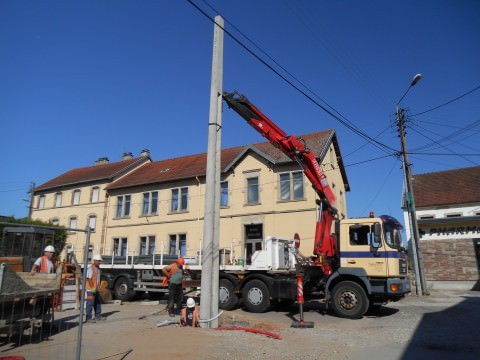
[97,92,410,319]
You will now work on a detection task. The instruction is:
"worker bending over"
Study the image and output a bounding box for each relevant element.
[162,257,185,317]
[181,297,199,327]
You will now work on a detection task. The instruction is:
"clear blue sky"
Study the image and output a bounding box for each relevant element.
[1,0,479,226]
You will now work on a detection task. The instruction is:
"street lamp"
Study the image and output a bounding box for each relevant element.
[396,74,428,295]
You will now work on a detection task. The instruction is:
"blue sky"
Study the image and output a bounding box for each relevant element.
[1,0,479,225]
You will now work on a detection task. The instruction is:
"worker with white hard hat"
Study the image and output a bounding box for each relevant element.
[85,254,106,323]
[180,297,199,327]
[30,245,56,275]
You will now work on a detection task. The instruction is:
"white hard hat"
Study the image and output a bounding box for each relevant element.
[186,297,195,308]
[93,254,103,261]
[44,245,55,252]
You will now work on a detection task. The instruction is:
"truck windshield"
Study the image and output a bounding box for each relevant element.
[380,215,404,250]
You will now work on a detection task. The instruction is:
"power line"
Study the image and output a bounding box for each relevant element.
[187,0,397,155]
[411,83,480,117]
[410,119,480,153]
[407,125,478,165]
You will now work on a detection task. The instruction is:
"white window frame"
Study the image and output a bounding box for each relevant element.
[116,195,131,218]
[69,216,77,233]
[246,176,259,205]
[220,181,229,207]
[170,187,188,212]
[140,235,156,255]
[55,192,62,207]
[168,233,187,256]
[88,214,97,231]
[113,237,128,256]
[72,189,81,205]
[91,186,100,203]
[38,195,45,209]
[142,191,159,216]
[279,171,304,201]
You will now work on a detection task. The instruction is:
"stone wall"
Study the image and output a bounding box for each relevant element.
[420,238,479,281]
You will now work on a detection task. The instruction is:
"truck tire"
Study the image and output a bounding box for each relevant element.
[242,279,271,313]
[219,278,238,310]
[114,276,135,301]
[331,281,369,319]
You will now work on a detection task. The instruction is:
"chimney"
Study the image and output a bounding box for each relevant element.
[95,157,109,165]
[122,152,133,160]
[140,149,150,157]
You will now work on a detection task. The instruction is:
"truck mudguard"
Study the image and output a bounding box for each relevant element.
[325,267,372,297]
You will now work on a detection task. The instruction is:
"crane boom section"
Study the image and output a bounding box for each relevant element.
[223,92,336,208]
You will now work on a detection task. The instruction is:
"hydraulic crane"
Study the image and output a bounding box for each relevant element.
[223,91,338,275]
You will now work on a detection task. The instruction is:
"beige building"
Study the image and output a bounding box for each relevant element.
[31,130,349,263]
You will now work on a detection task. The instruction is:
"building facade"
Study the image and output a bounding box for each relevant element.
[31,130,349,264]
[404,166,480,290]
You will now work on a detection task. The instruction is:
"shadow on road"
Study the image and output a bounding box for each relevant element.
[400,294,480,359]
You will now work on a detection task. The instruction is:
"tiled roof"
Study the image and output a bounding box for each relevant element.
[413,166,480,207]
[107,130,345,190]
[35,156,150,192]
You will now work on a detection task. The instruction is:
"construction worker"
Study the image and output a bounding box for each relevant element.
[30,245,55,274]
[162,257,185,317]
[180,297,199,327]
[85,254,106,323]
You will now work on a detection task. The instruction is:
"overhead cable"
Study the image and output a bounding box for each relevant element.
[187,0,397,155]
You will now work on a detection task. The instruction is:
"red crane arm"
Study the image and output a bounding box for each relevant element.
[223,92,338,266]
[222,92,336,208]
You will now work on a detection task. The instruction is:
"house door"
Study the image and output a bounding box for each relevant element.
[245,224,263,264]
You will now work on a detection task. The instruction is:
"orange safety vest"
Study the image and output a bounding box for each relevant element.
[86,266,99,291]
[38,256,53,273]
[162,262,182,286]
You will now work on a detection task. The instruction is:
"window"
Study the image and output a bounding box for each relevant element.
[72,189,81,205]
[38,195,45,209]
[246,177,259,204]
[142,191,158,215]
[51,218,59,226]
[88,215,97,231]
[420,215,434,219]
[116,195,131,218]
[113,237,128,256]
[446,213,461,218]
[91,187,100,203]
[279,171,304,201]
[69,216,77,232]
[349,224,372,246]
[140,235,156,255]
[55,192,62,207]
[220,181,229,207]
[171,187,188,212]
[169,233,186,256]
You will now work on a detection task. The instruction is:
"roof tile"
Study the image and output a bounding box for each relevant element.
[413,166,480,207]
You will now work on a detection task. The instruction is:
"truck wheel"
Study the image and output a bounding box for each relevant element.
[331,281,369,319]
[114,276,135,301]
[242,279,271,313]
[219,278,238,310]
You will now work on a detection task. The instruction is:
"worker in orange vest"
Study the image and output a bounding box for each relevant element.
[85,254,106,323]
[30,245,55,274]
[162,258,185,317]
[181,297,199,327]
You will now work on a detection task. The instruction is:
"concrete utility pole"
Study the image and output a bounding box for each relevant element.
[397,108,427,295]
[200,15,224,328]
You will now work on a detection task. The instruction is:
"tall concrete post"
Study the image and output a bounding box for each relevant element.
[200,15,224,328]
